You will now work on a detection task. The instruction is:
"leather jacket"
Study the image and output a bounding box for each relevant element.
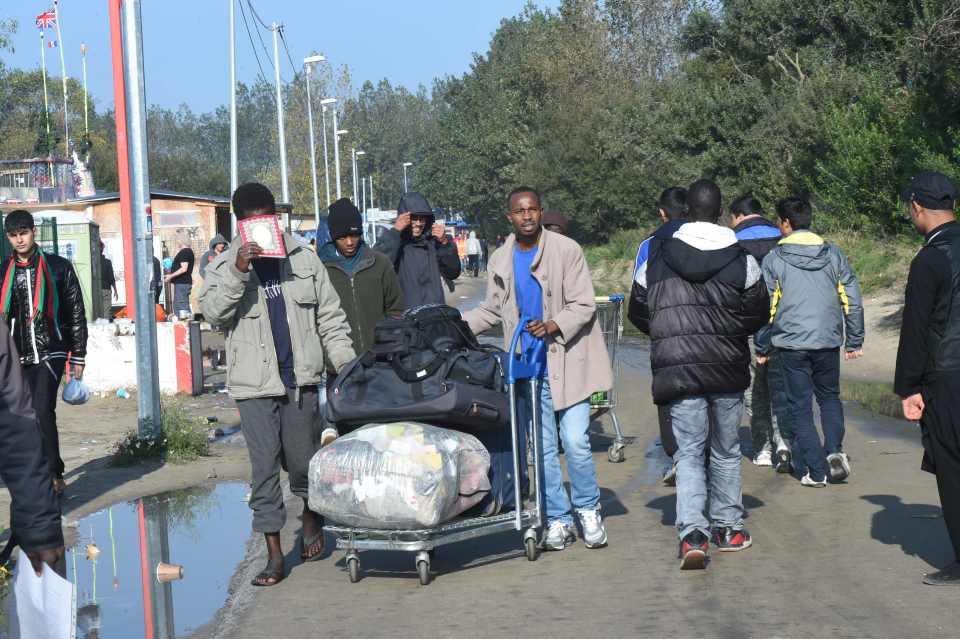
[5,251,87,366]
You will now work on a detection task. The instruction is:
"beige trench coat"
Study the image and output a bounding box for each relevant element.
[463,229,612,410]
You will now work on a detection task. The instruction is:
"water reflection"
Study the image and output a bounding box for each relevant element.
[61,482,250,638]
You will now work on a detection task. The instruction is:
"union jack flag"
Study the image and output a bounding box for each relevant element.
[36,10,57,30]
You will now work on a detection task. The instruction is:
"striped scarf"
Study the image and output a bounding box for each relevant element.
[0,251,60,336]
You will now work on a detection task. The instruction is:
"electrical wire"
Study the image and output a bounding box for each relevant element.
[245,0,276,75]
[237,0,276,97]
[278,27,299,77]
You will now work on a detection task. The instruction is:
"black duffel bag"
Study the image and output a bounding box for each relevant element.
[326,305,510,432]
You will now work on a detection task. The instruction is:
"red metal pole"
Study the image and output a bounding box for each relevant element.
[109,0,137,313]
[137,500,156,639]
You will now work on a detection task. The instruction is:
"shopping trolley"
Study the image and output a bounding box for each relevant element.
[323,320,546,586]
[591,294,629,462]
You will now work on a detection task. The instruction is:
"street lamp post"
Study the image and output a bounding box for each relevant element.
[320,104,331,207]
[402,161,413,192]
[351,148,365,206]
[322,98,342,199]
[303,55,326,231]
[270,23,289,208]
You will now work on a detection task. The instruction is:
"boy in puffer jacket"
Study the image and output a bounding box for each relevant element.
[759,197,865,487]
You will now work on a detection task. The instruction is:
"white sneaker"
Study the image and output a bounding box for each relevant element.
[320,427,338,447]
[577,508,608,549]
[827,452,851,482]
[662,462,678,487]
[544,521,576,551]
[800,472,827,488]
[753,449,773,467]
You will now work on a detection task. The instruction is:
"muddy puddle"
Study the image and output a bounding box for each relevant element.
[4,482,251,638]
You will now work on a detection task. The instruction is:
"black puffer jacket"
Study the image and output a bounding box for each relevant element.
[5,251,87,366]
[633,222,769,404]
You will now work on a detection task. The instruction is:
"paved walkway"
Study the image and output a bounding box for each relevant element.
[208,279,955,639]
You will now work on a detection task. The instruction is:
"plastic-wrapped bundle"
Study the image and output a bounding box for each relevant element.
[308,422,491,529]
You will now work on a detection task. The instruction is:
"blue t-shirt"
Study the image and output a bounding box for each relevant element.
[252,259,296,388]
[513,245,547,370]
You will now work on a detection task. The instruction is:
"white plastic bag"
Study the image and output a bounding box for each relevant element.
[308,422,491,529]
[8,559,77,639]
[61,379,90,406]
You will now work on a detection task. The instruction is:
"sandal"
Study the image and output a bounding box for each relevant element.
[299,531,325,562]
[250,568,284,587]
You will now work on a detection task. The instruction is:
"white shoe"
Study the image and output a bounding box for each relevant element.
[544,521,576,551]
[577,508,608,549]
[753,449,773,467]
[800,472,827,488]
[827,452,851,482]
[662,462,678,487]
[320,427,338,447]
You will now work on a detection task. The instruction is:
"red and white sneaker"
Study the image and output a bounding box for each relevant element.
[679,530,709,570]
[712,527,753,552]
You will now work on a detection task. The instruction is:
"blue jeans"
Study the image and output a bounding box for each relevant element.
[778,348,844,482]
[522,379,599,526]
[173,283,192,317]
[671,393,745,539]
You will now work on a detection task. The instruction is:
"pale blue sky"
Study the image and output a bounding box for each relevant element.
[3,0,557,113]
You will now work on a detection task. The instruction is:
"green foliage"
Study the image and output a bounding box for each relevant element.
[111,403,209,465]
[840,380,904,420]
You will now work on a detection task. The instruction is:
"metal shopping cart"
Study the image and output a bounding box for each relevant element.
[591,294,630,463]
[323,320,546,586]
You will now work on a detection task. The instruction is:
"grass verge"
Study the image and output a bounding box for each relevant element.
[840,380,904,420]
[111,402,210,465]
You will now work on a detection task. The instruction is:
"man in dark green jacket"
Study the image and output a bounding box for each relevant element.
[320,197,405,360]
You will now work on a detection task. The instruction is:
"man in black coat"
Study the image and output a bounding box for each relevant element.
[634,179,768,569]
[375,192,460,306]
[2,210,87,495]
[0,318,65,576]
[895,171,960,586]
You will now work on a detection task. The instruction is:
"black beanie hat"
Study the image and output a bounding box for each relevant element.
[328,198,363,240]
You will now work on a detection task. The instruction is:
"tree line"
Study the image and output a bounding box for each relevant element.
[2,1,959,241]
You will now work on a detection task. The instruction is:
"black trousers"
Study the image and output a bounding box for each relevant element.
[921,378,960,561]
[236,386,320,534]
[23,358,67,478]
[467,254,479,277]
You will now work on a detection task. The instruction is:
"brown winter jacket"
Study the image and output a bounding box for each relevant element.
[463,229,612,410]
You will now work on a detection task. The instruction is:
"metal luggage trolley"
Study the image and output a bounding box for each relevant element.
[591,294,629,463]
[323,320,546,586]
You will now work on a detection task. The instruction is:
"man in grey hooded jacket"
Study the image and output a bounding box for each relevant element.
[759,197,864,487]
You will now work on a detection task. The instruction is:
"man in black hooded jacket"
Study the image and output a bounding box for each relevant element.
[375,192,460,306]
[634,179,768,569]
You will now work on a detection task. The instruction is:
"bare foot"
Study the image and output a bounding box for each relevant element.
[300,505,325,562]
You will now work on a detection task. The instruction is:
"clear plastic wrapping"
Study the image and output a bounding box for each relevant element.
[308,422,491,529]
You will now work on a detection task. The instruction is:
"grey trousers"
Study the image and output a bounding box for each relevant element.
[237,386,320,534]
[745,348,787,455]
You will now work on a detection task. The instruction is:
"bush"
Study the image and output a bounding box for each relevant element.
[111,402,210,465]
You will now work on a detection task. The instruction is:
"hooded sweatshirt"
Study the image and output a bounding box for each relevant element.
[199,234,228,279]
[759,230,864,353]
[374,217,461,307]
[466,231,481,255]
[634,221,769,403]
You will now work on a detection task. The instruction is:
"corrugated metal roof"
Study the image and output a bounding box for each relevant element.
[70,189,232,205]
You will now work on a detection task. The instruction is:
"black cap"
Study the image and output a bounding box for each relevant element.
[397,192,433,216]
[327,198,363,240]
[901,171,957,211]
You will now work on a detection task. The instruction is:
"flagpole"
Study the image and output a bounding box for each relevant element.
[39,29,52,145]
[53,0,70,156]
[39,27,55,185]
[81,43,89,138]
